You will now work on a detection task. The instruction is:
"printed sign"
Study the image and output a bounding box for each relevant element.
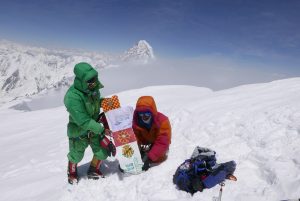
[105,105,143,174]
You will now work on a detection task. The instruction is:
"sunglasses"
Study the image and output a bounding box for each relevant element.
[87,77,97,84]
[87,77,97,89]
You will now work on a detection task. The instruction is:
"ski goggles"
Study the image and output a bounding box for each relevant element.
[138,111,152,121]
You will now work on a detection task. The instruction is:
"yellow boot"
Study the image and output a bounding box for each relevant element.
[87,156,104,179]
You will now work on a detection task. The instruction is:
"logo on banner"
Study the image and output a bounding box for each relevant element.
[117,130,131,144]
[113,128,136,147]
[122,144,134,158]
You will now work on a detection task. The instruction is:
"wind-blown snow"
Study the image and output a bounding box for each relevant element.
[0,78,300,201]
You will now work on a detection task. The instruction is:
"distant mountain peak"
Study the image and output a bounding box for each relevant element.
[121,40,155,63]
[137,40,152,49]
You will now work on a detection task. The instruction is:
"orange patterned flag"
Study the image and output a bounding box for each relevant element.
[113,128,137,147]
[101,95,121,112]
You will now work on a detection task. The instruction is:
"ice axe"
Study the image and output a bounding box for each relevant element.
[212,174,237,201]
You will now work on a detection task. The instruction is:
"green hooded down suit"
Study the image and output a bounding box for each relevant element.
[64,62,108,163]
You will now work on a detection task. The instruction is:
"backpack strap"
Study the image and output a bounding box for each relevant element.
[192,159,207,175]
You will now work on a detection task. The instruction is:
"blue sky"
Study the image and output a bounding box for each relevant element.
[0,0,300,71]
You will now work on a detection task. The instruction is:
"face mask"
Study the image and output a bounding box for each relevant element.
[138,111,153,130]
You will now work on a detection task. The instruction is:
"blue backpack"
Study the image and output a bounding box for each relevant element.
[173,147,236,194]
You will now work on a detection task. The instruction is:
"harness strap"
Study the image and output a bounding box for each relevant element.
[69,131,95,144]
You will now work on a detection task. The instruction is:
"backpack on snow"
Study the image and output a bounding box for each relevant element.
[173,146,236,194]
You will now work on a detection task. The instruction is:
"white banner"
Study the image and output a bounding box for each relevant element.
[105,106,143,175]
[105,106,134,132]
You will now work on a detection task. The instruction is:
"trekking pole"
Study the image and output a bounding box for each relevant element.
[212,174,237,201]
[218,182,225,201]
[212,182,225,201]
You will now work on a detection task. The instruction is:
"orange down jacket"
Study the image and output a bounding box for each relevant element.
[132,96,171,162]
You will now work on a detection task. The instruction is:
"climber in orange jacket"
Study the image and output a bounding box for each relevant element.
[132,96,172,171]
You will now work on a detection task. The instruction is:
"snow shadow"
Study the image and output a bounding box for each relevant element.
[78,159,124,180]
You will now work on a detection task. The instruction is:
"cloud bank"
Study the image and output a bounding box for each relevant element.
[100,55,292,96]
[15,54,296,111]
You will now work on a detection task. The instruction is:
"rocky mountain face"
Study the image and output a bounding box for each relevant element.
[0,40,154,104]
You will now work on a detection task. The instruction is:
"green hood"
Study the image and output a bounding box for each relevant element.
[73,62,104,93]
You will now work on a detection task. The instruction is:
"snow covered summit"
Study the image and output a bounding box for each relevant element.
[121,40,155,63]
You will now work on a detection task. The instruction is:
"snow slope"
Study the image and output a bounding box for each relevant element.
[0,78,300,201]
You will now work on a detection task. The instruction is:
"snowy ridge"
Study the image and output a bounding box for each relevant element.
[0,40,154,104]
[0,78,300,201]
